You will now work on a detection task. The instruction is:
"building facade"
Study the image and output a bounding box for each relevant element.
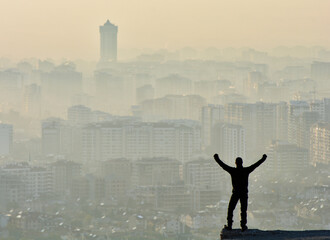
[100,19,118,62]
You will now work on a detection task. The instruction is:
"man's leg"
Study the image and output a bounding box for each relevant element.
[227,193,239,229]
[240,194,248,230]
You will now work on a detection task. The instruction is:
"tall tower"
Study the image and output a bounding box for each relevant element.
[99,20,118,62]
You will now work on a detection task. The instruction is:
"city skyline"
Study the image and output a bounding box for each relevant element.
[1,0,330,59]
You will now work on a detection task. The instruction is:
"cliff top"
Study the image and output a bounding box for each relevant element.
[220,228,330,240]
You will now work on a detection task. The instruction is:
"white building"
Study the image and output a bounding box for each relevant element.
[310,123,330,165]
[1,163,53,198]
[82,121,201,163]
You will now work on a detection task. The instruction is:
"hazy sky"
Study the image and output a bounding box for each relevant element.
[1,0,330,60]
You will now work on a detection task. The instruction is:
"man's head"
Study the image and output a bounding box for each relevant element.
[235,157,243,168]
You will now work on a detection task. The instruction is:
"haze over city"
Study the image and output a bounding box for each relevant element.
[0,1,330,240]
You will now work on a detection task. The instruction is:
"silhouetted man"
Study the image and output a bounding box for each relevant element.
[213,153,267,231]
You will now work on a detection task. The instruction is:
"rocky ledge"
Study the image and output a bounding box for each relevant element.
[220,228,330,240]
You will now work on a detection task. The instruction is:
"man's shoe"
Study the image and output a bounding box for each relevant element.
[224,225,232,230]
[241,225,248,232]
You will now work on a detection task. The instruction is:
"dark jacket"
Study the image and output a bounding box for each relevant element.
[214,157,266,193]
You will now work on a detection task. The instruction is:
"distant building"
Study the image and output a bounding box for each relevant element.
[276,102,288,141]
[224,102,278,159]
[296,111,320,149]
[288,101,321,148]
[94,70,130,113]
[155,74,192,98]
[1,163,53,198]
[67,105,92,126]
[82,121,201,163]
[0,70,23,109]
[310,123,330,165]
[154,185,190,212]
[140,95,206,121]
[0,170,26,209]
[0,124,13,156]
[50,160,81,195]
[267,140,309,175]
[23,84,41,118]
[99,158,132,201]
[41,118,70,156]
[132,157,181,187]
[311,61,330,87]
[211,123,246,162]
[288,101,309,144]
[184,158,223,190]
[245,71,265,100]
[41,63,82,109]
[71,174,105,202]
[194,80,231,102]
[100,19,118,62]
[200,104,224,147]
[136,84,154,104]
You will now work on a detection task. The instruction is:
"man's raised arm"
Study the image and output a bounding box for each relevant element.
[247,154,267,173]
[213,154,233,173]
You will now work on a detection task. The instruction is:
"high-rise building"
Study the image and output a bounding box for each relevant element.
[41,118,74,157]
[200,104,224,147]
[224,102,278,158]
[184,158,224,190]
[0,124,13,156]
[310,123,330,165]
[211,123,246,162]
[267,140,309,175]
[100,19,118,62]
[296,111,320,149]
[288,101,309,144]
[276,102,288,141]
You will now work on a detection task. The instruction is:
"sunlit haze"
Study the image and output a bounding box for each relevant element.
[1,1,330,239]
[1,0,330,59]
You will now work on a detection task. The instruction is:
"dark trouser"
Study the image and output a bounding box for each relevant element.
[227,192,248,227]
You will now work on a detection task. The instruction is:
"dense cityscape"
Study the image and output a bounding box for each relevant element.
[0,18,330,240]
